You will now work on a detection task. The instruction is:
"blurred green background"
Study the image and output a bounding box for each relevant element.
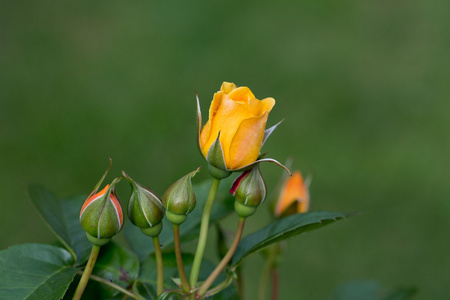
[1,0,449,299]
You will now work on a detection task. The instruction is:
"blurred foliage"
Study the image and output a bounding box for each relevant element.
[1,0,449,299]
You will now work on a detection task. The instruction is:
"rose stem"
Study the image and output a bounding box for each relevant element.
[189,177,221,288]
[257,245,278,300]
[73,244,101,300]
[237,266,244,300]
[152,236,164,296]
[197,217,245,297]
[270,267,279,300]
[173,224,191,293]
[76,271,140,300]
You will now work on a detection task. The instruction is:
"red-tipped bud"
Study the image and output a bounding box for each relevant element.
[80,177,123,245]
[230,165,267,218]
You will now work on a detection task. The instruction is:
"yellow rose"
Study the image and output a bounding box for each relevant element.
[199,82,275,171]
[274,171,309,217]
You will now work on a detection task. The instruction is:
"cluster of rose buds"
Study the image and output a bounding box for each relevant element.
[79,82,310,245]
[79,166,200,244]
[76,82,310,300]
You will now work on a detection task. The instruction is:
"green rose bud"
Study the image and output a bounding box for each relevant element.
[163,167,200,225]
[80,177,123,245]
[122,171,165,237]
[230,165,267,218]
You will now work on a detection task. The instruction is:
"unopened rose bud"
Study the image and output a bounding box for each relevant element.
[80,177,123,245]
[230,165,267,218]
[123,171,165,237]
[274,171,309,218]
[163,168,200,225]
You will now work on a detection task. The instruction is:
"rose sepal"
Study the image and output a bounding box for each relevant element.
[87,158,112,200]
[205,133,232,179]
[196,92,203,156]
[122,171,165,237]
[262,119,284,147]
[232,157,292,175]
[80,177,123,243]
[86,234,111,246]
[230,165,267,218]
[163,167,201,225]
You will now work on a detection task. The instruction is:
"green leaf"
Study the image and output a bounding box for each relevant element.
[140,252,237,299]
[231,211,352,267]
[89,242,140,298]
[131,280,157,300]
[331,280,417,300]
[140,252,195,290]
[27,183,91,265]
[63,242,140,300]
[215,224,228,260]
[156,289,184,300]
[125,177,236,260]
[0,244,79,300]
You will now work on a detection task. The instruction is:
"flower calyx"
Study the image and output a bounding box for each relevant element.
[123,171,165,237]
[80,167,123,246]
[230,164,267,218]
[163,167,200,225]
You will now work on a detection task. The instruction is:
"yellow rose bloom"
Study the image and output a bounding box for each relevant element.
[199,82,275,170]
[274,171,309,217]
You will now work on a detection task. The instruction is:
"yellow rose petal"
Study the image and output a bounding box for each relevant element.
[199,82,276,171]
[220,82,237,94]
[227,111,269,169]
[227,86,255,106]
[246,96,274,116]
[208,91,224,125]
[200,91,225,155]
[206,95,254,162]
[199,119,211,156]
[258,97,276,115]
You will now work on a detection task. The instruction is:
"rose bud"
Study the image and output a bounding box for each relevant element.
[122,171,165,237]
[274,171,310,218]
[80,177,123,246]
[196,82,290,179]
[163,167,200,225]
[230,165,267,218]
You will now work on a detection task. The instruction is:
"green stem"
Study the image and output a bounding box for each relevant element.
[236,266,244,300]
[73,244,101,300]
[270,268,279,300]
[189,177,221,288]
[153,236,164,296]
[173,224,191,293]
[204,272,234,297]
[132,280,151,300]
[257,245,278,300]
[77,271,141,300]
[197,217,245,297]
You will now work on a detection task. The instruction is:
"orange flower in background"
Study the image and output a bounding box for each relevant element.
[274,171,309,217]
[199,82,275,170]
